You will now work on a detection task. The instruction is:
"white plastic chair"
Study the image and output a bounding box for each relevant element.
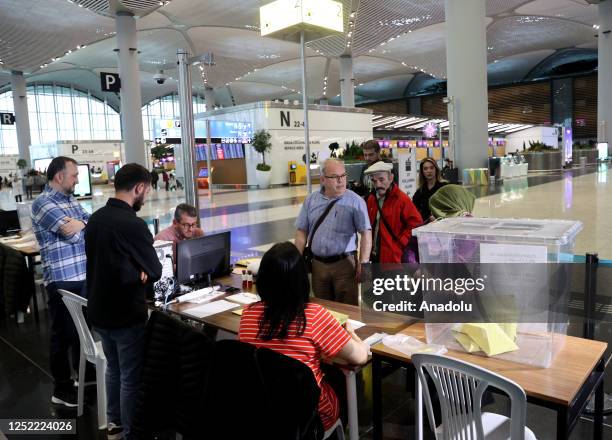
[323,418,345,440]
[58,289,107,431]
[412,353,536,440]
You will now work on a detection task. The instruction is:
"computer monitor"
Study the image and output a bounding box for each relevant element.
[34,158,53,174]
[0,210,21,236]
[176,231,231,285]
[74,164,92,198]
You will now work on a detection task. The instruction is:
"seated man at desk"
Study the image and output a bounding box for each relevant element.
[239,242,369,432]
[155,203,204,244]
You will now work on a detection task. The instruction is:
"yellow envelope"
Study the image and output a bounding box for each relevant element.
[328,310,349,326]
[498,323,518,341]
[453,331,481,353]
[459,323,519,357]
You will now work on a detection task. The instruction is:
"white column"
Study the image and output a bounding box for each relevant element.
[115,11,146,166]
[10,71,32,167]
[598,0,612,154]
[339,55,355,107]
[445,0,488,172]
[177,49,198,210]
[204,87,216,110]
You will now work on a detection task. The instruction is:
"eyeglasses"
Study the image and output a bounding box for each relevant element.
[180,222,198,229]
[324,173,347,181]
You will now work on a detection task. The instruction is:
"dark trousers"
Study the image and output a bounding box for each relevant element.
[26,186,33,199]
[46,280,86,392]
[96,323,146,439]
[14,195,22,203]
[165,181,169,191]
[311,255,359,305]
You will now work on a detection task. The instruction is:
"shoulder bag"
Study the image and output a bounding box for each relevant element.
[303,199,340,272]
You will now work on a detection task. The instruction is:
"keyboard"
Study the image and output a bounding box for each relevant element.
[178,286,225,304]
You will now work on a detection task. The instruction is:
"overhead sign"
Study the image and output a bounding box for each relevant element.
[100,72,121,92]
[153,119,253,143]
[0,112,15,125]
[260,0,343,37]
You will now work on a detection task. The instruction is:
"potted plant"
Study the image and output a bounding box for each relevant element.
[252,129,272,189]
[328,142,340,158]
[339,140,364,163]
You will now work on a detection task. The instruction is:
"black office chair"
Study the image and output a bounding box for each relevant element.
[204,339,324,440]
[131,311,215,439]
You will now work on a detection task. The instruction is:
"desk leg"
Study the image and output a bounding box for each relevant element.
[26,255,39,323]
[344,370,359,440]
[594,372,604,440]
[372,355,383,440]
[556,407,568,440]
[415,367,422,440]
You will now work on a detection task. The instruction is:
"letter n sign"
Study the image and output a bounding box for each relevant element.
[280,110,290,127]
[100,72,121,92]
[0,112,15,125]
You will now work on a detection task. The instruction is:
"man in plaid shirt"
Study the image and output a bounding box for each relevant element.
[31,156,90,408]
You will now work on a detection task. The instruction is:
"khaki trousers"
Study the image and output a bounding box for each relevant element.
[311,255,358,305]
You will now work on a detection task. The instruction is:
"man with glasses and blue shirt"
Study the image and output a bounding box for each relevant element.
[295,158,372,305]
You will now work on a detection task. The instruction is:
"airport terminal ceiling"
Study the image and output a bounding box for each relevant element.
[0,0,602,107]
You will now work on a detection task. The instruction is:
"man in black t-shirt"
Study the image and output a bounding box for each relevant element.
[85,163,162,440]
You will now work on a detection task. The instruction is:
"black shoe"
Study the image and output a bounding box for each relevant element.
[51,388,78,407]
[107,422,123,440]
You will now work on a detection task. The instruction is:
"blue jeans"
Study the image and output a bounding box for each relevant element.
[95,323,146,440]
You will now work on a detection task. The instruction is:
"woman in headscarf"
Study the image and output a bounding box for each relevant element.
[428,184,475,219]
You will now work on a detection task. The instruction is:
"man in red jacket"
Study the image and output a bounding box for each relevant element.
[364,161,422,263]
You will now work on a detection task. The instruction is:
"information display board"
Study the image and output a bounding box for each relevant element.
[397,148,418,196]
[154,119,253,144]
[195,143,244,161]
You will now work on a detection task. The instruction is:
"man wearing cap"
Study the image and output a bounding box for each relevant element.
[365,161,422,263]
[294,158,372,305]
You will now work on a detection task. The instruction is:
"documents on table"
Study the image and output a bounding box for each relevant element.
[182,300,240,318]
[10,241,37,249]
[226,292,260,305]
[347,319,366,330]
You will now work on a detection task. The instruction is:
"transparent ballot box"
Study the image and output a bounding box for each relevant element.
[413,218,583,368]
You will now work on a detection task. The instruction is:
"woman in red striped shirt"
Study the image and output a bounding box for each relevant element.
[239,242,369,431]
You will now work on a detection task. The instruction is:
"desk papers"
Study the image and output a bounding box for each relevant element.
[182,300,239,318]
[226,292,260,305]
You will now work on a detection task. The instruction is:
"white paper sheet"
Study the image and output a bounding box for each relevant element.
[182,299,239,318]
[480,243,547,263]
[347,319,366,330]
[11,241,37,249]
[226,292,260,305]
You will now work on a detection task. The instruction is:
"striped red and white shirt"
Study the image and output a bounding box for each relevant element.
[239,302,352,430]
